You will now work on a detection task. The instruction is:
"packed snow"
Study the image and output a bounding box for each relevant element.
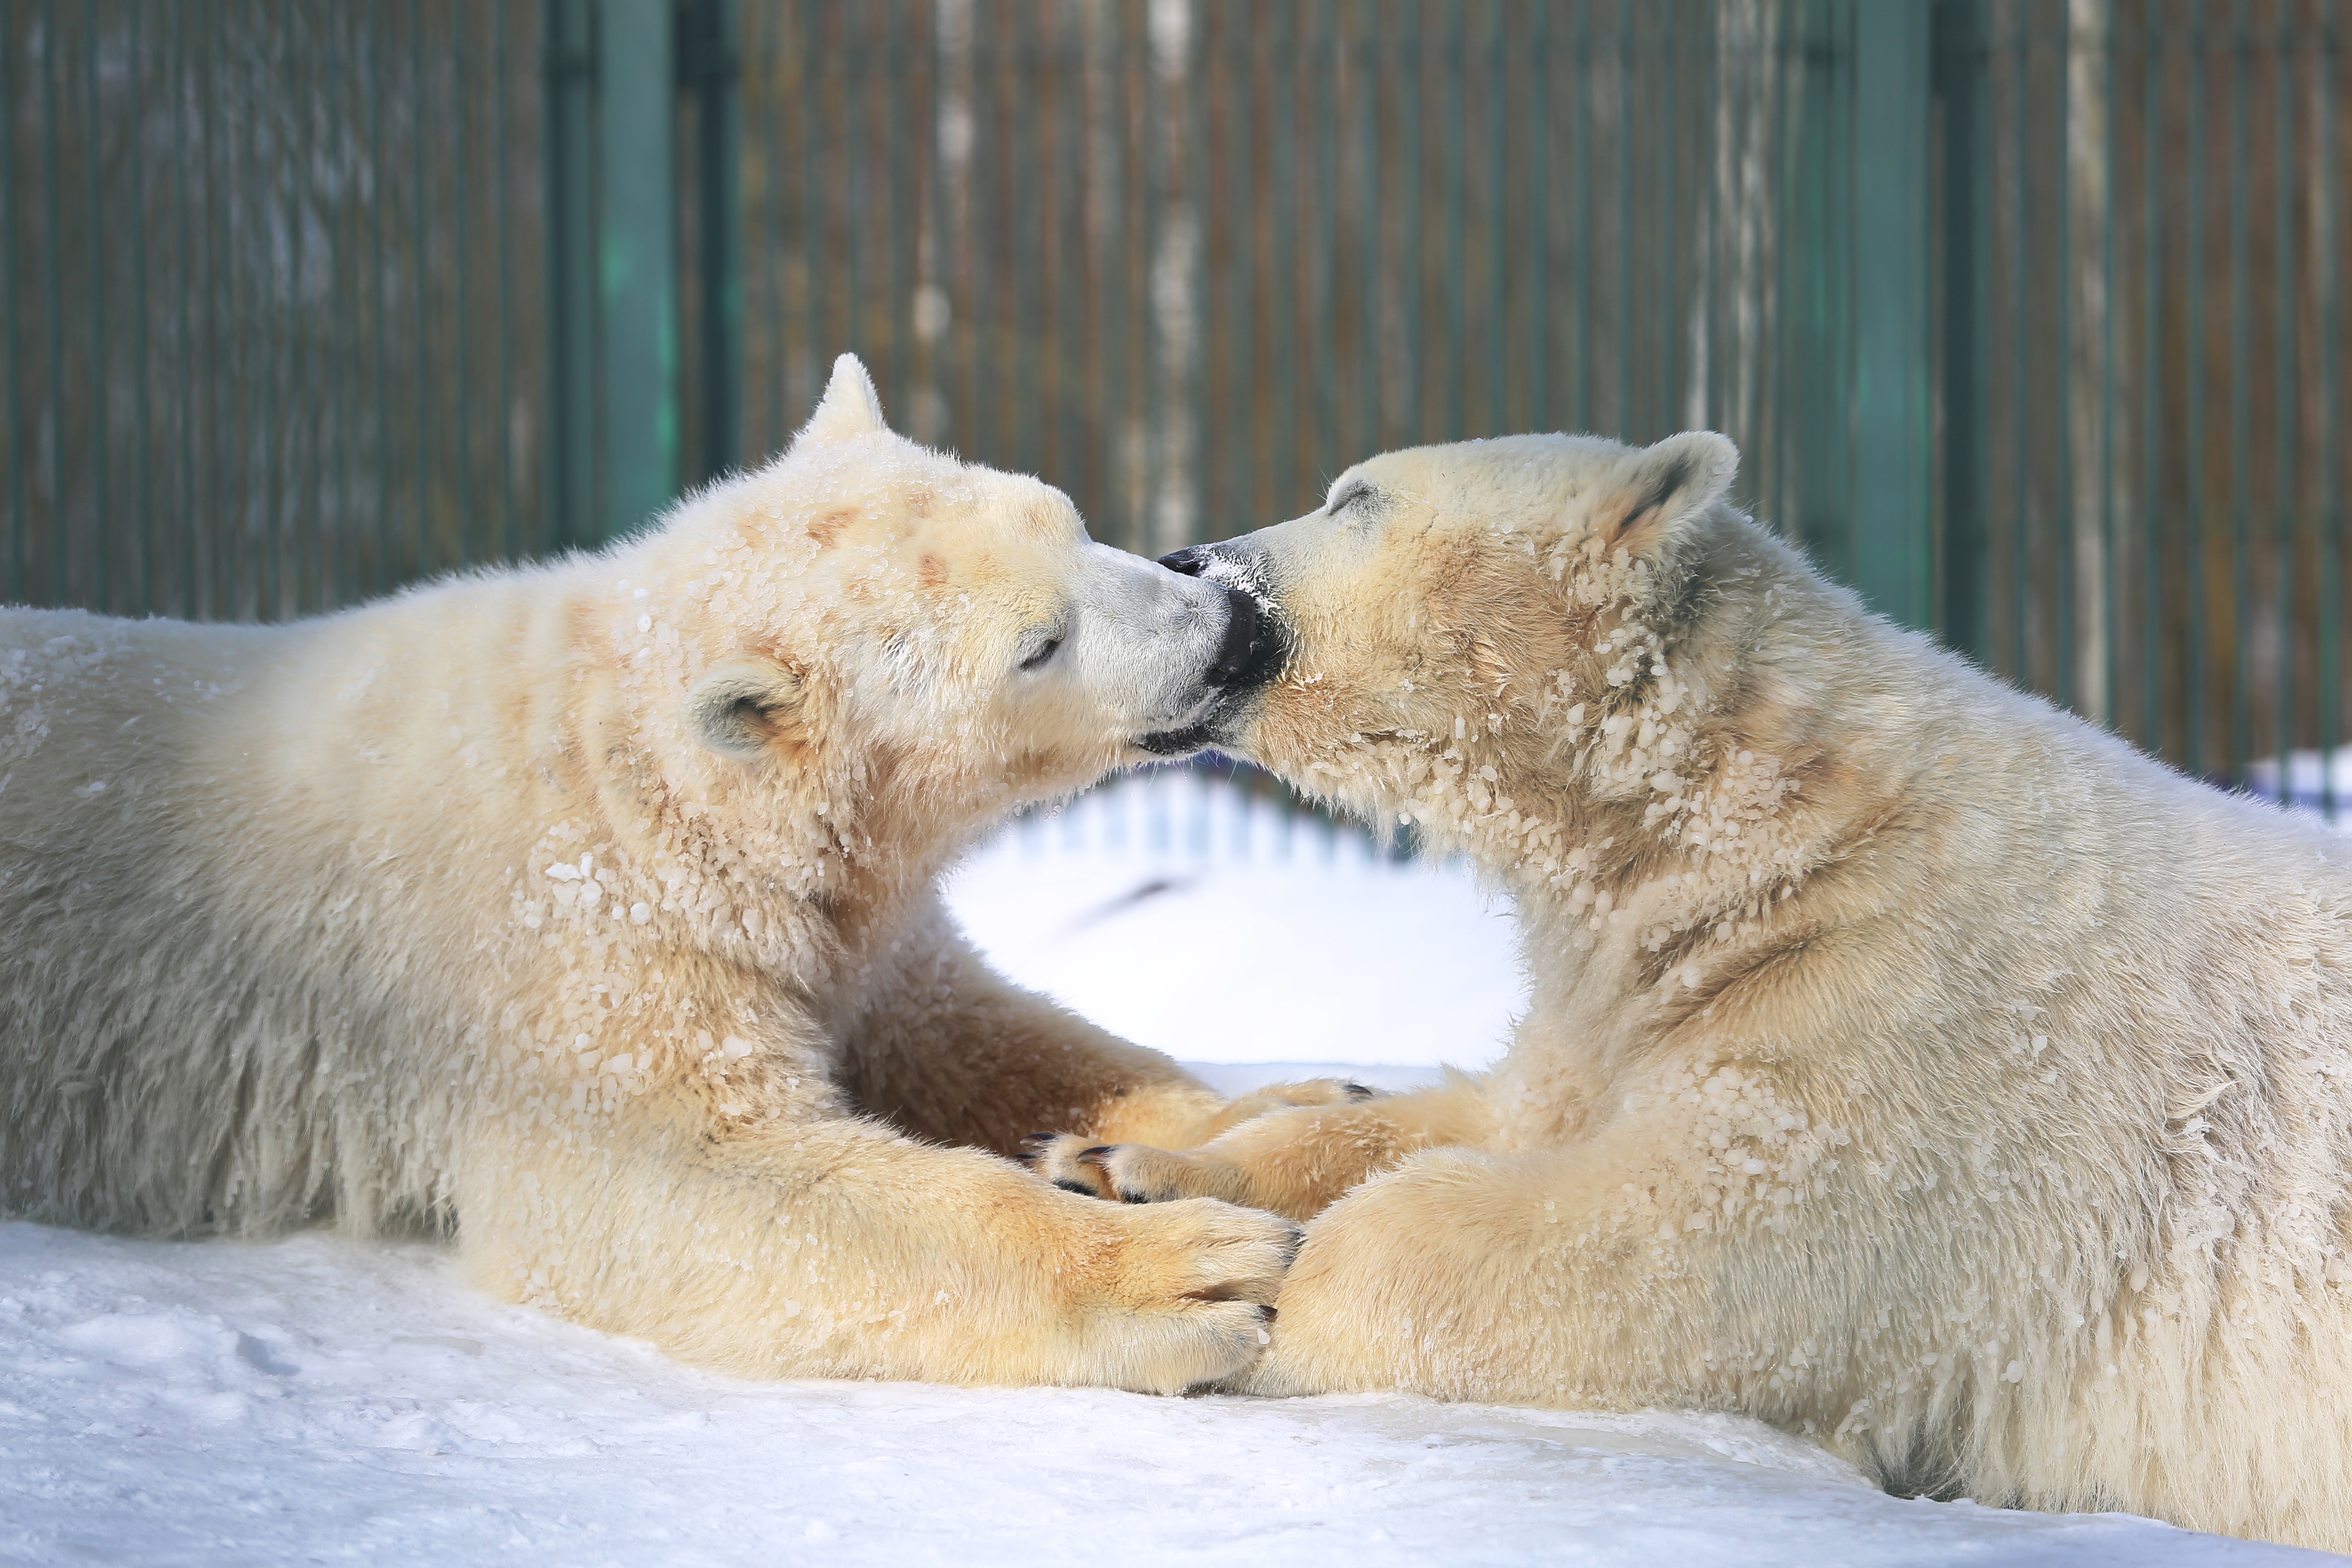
[0,770,2335,1565]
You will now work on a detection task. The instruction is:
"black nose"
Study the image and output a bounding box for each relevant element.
[1158,545,1213,577]
[1205,587,1262,688]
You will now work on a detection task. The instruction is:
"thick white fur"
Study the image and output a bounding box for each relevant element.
[0,356,1306,1393]
[1073,432,2352,1549]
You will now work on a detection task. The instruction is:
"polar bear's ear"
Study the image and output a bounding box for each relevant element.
[685,659,805,762]
[791,353,889,450]
[1595,431,1738,557]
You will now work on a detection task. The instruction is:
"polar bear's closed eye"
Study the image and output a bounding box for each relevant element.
[684,659,804,761]
[1014,619,1069,673]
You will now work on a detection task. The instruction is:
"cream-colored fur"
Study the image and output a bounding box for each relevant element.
[0,356,1307,1393]
[1048,432,2352,1549]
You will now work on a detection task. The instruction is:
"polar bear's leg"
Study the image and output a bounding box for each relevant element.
[1032,1076,1496,1220]
[457,1090,1301,1392]
[1220,1136,1701,1403]
[837,910,1239,1156]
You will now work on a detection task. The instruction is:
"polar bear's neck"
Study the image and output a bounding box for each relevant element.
[1531,523,1943,933]
[1326,513,1962,1036]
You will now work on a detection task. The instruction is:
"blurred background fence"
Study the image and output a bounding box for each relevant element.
[3,0,2347,818]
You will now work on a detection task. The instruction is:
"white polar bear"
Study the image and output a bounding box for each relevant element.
[1043,431,2352,1550]
[0,355,1312,1393]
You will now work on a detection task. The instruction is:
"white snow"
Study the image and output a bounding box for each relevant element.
[942,767,1527,1071]
[0,769,2335,1565]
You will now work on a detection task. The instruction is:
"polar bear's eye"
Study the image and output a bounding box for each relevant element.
[1016,628,1065,673]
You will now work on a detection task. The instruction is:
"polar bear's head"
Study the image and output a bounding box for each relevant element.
[643,356,1276,846]
[1157,430,1744,835]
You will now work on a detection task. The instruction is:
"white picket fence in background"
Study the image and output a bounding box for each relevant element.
[1000,742,2352,873]
[1000,763,1402,869]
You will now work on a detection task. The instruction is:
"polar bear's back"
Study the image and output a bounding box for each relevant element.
[0,609,343,1233]
[0,601,535,1238]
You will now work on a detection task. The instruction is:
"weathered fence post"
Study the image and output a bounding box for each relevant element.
[545,0,681,548]
[1849,0,1935,631]
[1934,0,1991,660]
[680,0,740,486]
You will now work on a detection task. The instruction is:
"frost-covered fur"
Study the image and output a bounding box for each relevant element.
[0,356,1310,1393]
[1049,432,2352,1549]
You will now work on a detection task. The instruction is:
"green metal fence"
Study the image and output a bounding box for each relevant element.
[2,1,557,619]
[1940,1,2348,807]
[4,1,2348,814]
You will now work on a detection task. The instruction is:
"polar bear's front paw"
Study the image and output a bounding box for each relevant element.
[1026,1134,1246,1206]
[1022,1130,1112,1197]
[1075,1197,1305,1394]
[1021,1079,1376,1201]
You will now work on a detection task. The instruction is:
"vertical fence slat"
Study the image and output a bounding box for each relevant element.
[2097,2,2118,735]
[1355,5,1381,465]
[800,0,824,444]
[256,0,280,615]
[1658,3,1677,438]
[284,0,309,615]
[2173,0,2192,780]
[1572,0,1590,434]
[1938,0,1989,659]
[1614,0,1632,437]
[129,0,153,611]
[2272,4,2296,797]
[1441,0,1463,443]
[494,0,515,560]
[2225,0,2252,784]
[1268,4,1296,514]
[2055,6,2075,711]
[173,0,197,615]
[3,1,23,605]
[2141,9,2163,754]
[2008,4,2030,686]
[1401,0,1423,445]
[449,0,468,576]
[78,0,104,611]
[2322,1,2344,818]
[326,0,353,602]
[40,0,65,606]
[1528,0,1549,434]
[1849,0,1932,629]
[1487,0,1506,437]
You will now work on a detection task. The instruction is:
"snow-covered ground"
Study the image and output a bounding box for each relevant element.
[0,771,2336,1566]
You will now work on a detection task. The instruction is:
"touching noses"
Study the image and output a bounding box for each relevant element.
[1156,544,1277,692]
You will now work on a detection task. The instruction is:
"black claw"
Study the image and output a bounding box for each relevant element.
[1342,1081,1375,1100]
[1020,1131,1058,1147]
[1053,1179,1102,1198]
[1257,1303,1276,1321]
[1121,1189,1150,1204]
[1076,1144,1115,1163]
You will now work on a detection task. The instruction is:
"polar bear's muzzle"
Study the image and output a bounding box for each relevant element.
[1161,546,1285,684]
[1132,548,1287,757]
[1201,584,1282,692]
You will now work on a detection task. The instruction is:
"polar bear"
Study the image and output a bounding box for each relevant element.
[0,354,1317,1394]
[1037,431,2352,1548]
